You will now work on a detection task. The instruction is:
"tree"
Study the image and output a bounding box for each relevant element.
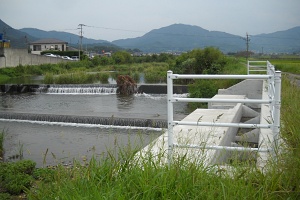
[112,51,133,64]
[171,47,227,75]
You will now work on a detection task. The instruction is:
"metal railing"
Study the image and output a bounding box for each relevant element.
[247,60,268,74]
[167,61,281,163]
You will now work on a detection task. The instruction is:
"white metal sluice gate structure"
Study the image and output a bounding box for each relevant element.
[167,61,281,167]
[164,60,281,167]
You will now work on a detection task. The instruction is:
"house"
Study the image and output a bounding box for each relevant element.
[30,38,68,55]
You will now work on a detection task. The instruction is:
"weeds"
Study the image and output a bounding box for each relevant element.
[0,131,3,159]
[0,160,36,195]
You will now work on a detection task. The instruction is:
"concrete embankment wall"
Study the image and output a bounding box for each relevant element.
[0,48,71,68]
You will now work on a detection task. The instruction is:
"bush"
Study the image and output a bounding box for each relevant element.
[43,73,54,84]
[144,63,169,83]
[33,168,55,182]
[0,160,36,195]
[3,173,33,194]
[188,79,219,109]
[0,193,11,200]
[112,51,133,64]
[99,72,109,83]
[171,47,227,75]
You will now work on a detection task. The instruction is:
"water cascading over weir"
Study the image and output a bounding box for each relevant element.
[0,84,187,128]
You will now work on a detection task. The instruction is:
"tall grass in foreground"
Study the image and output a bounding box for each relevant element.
[0,131,4,158]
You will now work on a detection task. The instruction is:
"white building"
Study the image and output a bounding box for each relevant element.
[30,38,68,55]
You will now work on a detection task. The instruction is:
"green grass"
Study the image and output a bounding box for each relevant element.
[270,60,300,74]
[0,131,3,158]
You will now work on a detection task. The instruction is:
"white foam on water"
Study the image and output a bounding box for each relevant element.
[0,118,164,132]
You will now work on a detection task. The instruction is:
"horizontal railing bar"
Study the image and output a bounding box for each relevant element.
[172,121,272,129]
[248,61,267,63]
[173,143,272,152]
[172,98,271,104]
[171,74,271,80]
[249,65,267,69]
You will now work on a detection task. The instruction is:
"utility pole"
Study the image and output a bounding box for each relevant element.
[78,24,86,60]
[243,32,250,60]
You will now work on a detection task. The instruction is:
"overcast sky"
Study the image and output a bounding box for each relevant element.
[1,0,300,42]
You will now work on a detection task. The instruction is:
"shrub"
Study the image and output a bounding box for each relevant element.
[0,193,10,200]
[171,47,227,75]
[0,160,36,195]
[188,79,219,109]
[43,73,54,84]
[144,64,168,83]
[99,72,110,83]
[3,173,33,194]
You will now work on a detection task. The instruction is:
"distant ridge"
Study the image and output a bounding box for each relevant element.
[0,19,38,48]
[112,24,300,53]
[1,19,299,53]
[112,24,245,53]
[19,28,109,45]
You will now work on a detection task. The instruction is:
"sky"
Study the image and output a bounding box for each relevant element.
[1,0,300,42]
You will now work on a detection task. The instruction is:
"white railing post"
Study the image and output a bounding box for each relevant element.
[167,70,174,165]
[268,63,274,117]
[247,60,250,75]
[273,71,281,150]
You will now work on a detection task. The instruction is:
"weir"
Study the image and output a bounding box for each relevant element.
[0,84,188,128]
[0,112,167,128]
[44,85,118,94]
[0,84,188,94]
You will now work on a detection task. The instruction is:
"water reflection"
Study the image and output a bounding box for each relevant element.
[117,94,134,110]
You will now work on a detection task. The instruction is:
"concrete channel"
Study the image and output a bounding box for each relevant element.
[138,79,275,169]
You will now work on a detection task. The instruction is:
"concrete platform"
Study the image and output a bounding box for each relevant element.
[139,103,243,165]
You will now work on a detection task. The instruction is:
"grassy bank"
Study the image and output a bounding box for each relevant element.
[0,131,3,159]
[269,59,300,74]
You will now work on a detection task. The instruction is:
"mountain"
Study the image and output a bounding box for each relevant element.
[112,24,245,53]
[18,27,122,52]
[112,24,300,53]
[2,19,300,54]
[251,26,300,53]
[19,28,109,45]
[0,19,38,48]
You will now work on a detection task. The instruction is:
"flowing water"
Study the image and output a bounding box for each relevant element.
[0,85,188,167]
